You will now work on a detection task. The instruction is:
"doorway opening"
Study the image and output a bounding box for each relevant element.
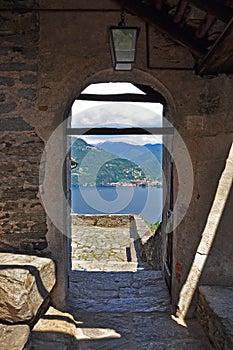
[66,82,173,279]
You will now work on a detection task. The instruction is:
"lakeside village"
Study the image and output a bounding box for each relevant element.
[75,179,162,188]
[72,162,162,188]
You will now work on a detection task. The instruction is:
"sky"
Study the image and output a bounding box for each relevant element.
[71,83,163,145]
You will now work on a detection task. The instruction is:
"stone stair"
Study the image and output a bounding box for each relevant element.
[11,215,214,350]
[26,270,214,349]
[63,269,212,349]
[197,285,233,350]
[67,270,170,313]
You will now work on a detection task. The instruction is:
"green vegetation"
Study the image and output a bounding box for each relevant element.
[98,141,162,183]
[145,220,161,235]
[95,158,146,186]
[71,138,161,187]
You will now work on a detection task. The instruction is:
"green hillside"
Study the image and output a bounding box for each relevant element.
[71,138,161,186]
[97,141,162,182]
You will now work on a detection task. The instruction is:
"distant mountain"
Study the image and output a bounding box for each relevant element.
[144,143,162,164]
[97,141,162,181]
[71,138,160,186]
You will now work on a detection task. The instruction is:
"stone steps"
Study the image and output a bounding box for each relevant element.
[63,270,214,349]
[67,270,170,314]
[72,259,138,272]
[27,269,214,350]
[197,285,233,350]
[27,307,212,350]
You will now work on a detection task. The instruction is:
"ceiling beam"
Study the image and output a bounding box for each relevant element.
[188,0,233,24]
[117,0,207,57]
[133,83,162,97]
[196,14,216,39]
[196,17,233,74]
[78,93,166,104]
[154,0,163,11]
[174,0,188,24]
[67,127,174,135]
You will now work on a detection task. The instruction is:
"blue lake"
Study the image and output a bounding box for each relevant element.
[71,186,163,223]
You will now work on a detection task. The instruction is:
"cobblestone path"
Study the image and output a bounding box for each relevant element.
[66,220,213,349]
[29,218,213,349]
[65,270,213,350]
[71,219,140,272]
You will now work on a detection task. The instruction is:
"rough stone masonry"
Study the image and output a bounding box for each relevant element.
[0,3,47,253]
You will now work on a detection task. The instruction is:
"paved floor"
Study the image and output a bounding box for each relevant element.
[71,219,140,272]
[67,271,213,350]
[29,217,213,349]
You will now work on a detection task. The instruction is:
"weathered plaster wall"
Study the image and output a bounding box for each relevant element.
[0,0,232,313]
[170,74,233,316]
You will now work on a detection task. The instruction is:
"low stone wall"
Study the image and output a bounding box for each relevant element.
[72,214,162,270]
[72,214,132,227]
[132,215,162,270]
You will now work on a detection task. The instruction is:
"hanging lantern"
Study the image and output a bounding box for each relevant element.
[110,11,140,70]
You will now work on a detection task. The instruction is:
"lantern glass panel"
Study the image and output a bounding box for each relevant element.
[111,28,138,63]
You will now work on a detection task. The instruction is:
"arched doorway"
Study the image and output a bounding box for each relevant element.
[65,80,174,288]
[41,69,176,309]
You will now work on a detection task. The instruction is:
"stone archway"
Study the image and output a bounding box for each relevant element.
[66,71,176,297]
[41,69,176,308]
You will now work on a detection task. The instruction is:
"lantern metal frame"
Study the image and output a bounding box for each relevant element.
[109,11,140,71]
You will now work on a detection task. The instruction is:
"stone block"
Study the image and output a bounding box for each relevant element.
[197,285,233,350]
[28,307,77,349]
[0,63,37,72]
[32,307,77,336]
[20,74,37,84]
[0,324,30,350]
[0,93,6,102]
[0,102,17,113]
[0,117,33,131]
[0,76,15,86]
[0,253,56,323]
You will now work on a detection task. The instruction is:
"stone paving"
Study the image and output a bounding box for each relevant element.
[29,215,214,349]
[71,215,140,272]
[65,271,213,350]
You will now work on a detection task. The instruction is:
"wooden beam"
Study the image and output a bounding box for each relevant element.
[67,127,174,135]
[196,18,233,74]
[174,0,188,24]
[117,0,207,57]
[154,0,163,11]
[78,93,166,104]
[188,0,233,24]
[196,14,216,39]
[133,83,163,97]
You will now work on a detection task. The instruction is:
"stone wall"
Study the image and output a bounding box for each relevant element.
[133,215,162,270]
[0,1,47,253]
[0,0,232,313]
[72,214,131,227]
[170,74,233,316]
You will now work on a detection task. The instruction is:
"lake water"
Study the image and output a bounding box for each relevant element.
[71,186,163,223]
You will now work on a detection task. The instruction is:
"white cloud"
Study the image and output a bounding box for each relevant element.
[70,83,163,144]
[71,102,163,128]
